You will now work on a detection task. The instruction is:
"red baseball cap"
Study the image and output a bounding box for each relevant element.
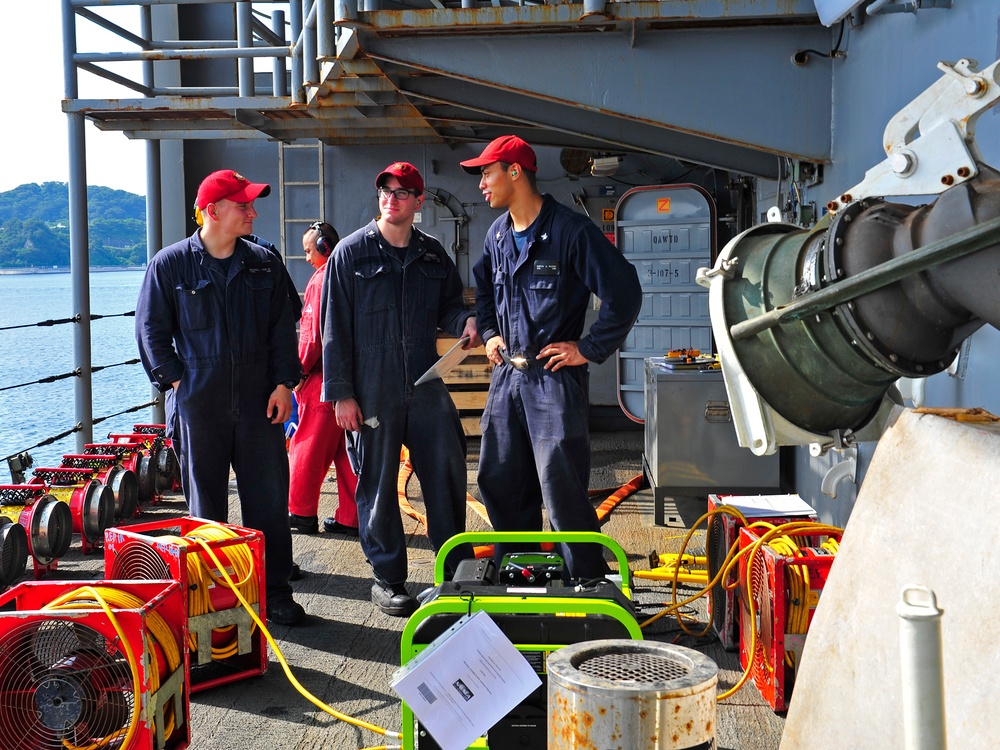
[195,169,271,210]
[376,162,424,194]
[460,135,538,174]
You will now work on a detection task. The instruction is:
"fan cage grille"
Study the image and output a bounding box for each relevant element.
[576,651,691,684]
[0,522,28,585]
[749,547,774,676]
[707,515,728,634]
[109,540,172,581]
[0,618,135,750]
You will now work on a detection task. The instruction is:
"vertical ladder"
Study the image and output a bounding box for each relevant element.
[278,139,326,299]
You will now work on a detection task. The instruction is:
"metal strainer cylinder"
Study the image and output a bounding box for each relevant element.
[548,639,718,750]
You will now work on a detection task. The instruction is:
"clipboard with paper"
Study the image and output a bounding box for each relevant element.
[414,336,471,386]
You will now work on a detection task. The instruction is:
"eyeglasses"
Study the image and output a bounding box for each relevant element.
[377,186,416,201]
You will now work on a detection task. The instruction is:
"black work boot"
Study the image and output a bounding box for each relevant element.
[267,594,306,626]
[323,517,359,536]
[288,513,319,534]
[371,580,416,617]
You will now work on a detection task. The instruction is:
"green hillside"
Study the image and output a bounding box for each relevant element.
[0,182,146,268]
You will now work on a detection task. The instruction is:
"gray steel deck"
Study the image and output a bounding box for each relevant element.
[49,429,784,749]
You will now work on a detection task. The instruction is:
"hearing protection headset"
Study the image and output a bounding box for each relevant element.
[309,221,340,257]
[193,204,220,227]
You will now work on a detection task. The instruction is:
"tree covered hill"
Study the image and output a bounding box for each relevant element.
[0,182,146,268]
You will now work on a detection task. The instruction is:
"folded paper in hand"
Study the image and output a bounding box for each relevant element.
[414,336,471,386]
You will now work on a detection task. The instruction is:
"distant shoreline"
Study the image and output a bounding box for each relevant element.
[0,265,146,275]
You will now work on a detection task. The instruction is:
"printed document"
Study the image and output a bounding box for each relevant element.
[391,610,541,750]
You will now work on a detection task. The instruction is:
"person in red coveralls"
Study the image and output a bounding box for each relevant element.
[287,222,360,537]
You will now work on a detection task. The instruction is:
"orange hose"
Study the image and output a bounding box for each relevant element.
[595,473,643,522]
[396,451,643,562]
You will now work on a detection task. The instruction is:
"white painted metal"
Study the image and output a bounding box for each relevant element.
[830,58,1000,214]
[781,410,999,749]
[898,585,947,750]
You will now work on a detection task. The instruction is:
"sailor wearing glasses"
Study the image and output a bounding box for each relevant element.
[320,162,479,617]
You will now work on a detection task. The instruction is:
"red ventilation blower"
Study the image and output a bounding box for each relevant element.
[60,453,139,524]
[132,424,182,493]
[104,516,267,693]
[0,486,30,587]
[0,485,73,579]
[107,433,176,506]
[0,578,190,750]
[29,467,114,555]
[737,524,839,711]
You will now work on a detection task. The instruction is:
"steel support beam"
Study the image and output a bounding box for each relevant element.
[64,0,94,451]
[64,96,291,113]
[355,0,819,30]
[363,25,833,168]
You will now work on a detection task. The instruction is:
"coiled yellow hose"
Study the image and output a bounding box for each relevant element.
[41,584,182,750]
[159,524,259,659]
[637,506,843,702]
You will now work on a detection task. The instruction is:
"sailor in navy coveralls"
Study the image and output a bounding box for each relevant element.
[463,137,642,581]
[135,169,306,625]
[321,162,480,617]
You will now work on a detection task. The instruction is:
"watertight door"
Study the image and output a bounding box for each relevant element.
[615,185,716,422]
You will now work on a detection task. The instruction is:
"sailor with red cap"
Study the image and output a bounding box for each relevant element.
[136,169,306,625]
[320,161,479,617]
[462,136,642,581]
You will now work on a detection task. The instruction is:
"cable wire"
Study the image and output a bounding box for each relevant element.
[635,507,843,702]
[188,523,404,743]
[158,525,260,660]
[42,584,183,749]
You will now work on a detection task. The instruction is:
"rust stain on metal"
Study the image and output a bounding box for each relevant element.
[359,0,818,32]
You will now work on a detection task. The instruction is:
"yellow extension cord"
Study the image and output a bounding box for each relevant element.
[637,506,842,702]
[37,522,401,750]
[158,525,260,660]
[184,523,404,749]
[41,584,182,750]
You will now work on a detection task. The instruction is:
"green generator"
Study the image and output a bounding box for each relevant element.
[398,531,642,750]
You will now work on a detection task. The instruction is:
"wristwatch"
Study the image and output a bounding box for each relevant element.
[280,379,299,389]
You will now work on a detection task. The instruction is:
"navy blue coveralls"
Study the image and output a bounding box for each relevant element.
[321,221,474,586]
[135,232,301,602]
[473,194,641,580]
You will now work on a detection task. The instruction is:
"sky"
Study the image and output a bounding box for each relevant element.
[2,2,148,196]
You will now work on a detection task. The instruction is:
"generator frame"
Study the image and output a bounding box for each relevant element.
[400,531,642,750]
